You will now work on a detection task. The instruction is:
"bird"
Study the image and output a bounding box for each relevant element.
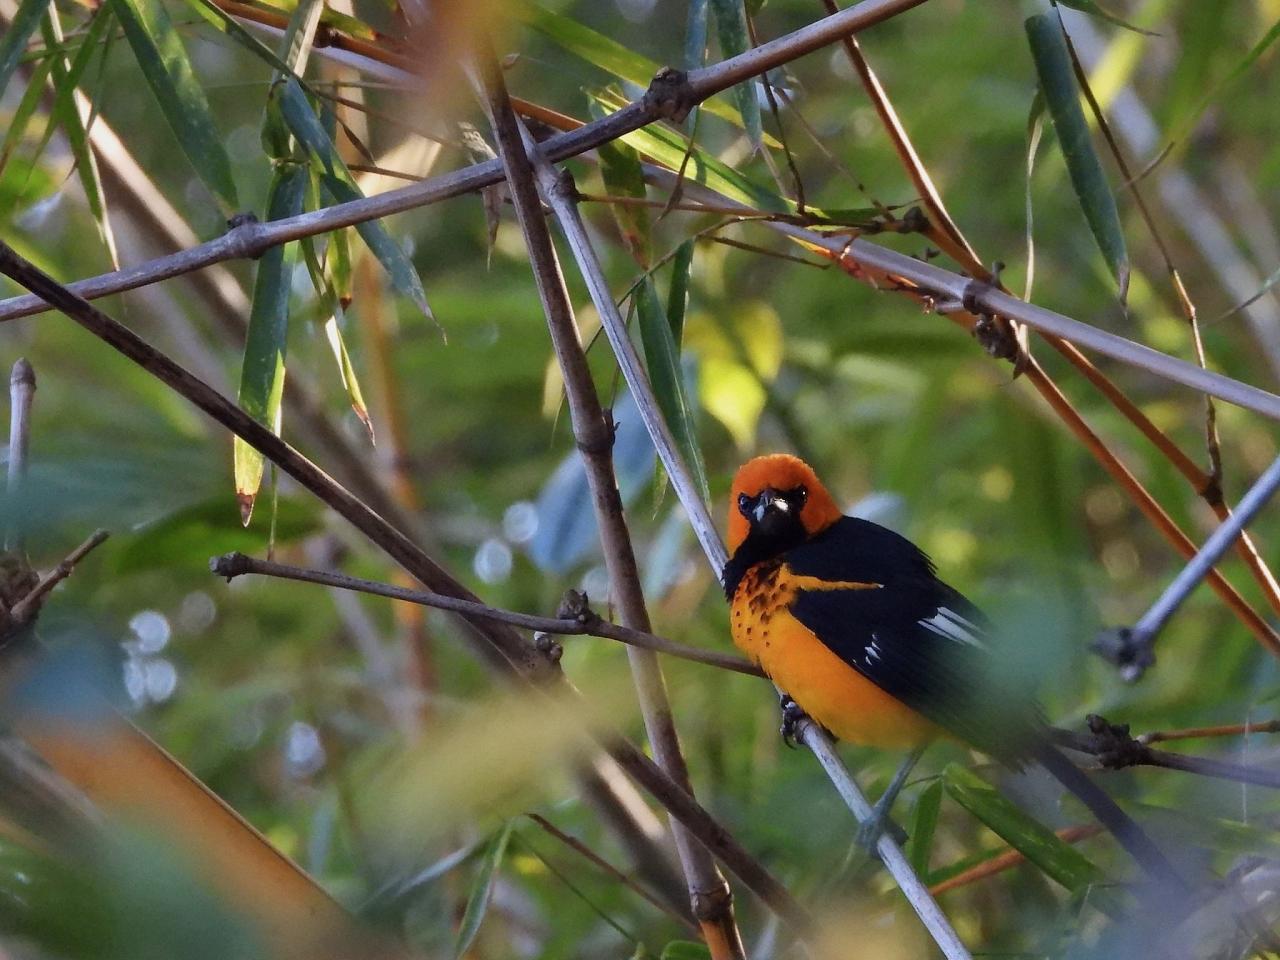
[723,452,1181,883]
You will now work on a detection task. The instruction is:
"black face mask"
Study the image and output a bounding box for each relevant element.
[722,485,809,598]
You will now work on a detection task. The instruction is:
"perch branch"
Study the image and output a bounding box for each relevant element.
[9,529,110,625]
[211,552,761,676]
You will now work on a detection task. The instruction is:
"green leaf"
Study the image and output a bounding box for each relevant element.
[906,779,943,876]
[637,278,709,503]
[1023,91,1045,301]
[300,232,375,442]
[510,0,777,146]
[598,135,651,268]
[683,302,781,450]
[42,6,119,267]
[179,0,296,76]
[454,820,514,959]
[1055,0,1159,36]
[0,0,49,102]
[108,0,239,210]
[666,239,695,346]
[234,162,307,523]
[1026,14,1128,302]
[683,0,710,71]
[588,89,789,213]
[660,942,712,960]
[0,54,53,182]
[709,0,762,150]
[277,78,435,325]
[113,496,322,573]
[942,764,1104,893]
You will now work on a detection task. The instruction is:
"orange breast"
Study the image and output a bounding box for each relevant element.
[730,563,938,750]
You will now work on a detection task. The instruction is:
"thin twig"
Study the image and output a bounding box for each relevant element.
[9,529,109,624]
[1093,451,1280,680]
[1054,718,1280,790]
[6,359,35,552]
[1138,720,1280,745]
[478,51,748,959]
[525,813,700,935]
[0,240,813,941]
[211,552,762,676]
[929,825,1102,896]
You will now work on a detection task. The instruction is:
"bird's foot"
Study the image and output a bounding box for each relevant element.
[778,694,809,749]
[855,804,909,855]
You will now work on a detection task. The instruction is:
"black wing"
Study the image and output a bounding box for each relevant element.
[785,517,1039,762]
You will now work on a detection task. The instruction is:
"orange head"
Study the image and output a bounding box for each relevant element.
[726,454,843,555]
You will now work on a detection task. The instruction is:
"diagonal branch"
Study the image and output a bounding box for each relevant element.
[477,49,748,959]
[0,239,813,944]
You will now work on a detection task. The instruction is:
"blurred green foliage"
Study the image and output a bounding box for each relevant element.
[1,0,1279,956]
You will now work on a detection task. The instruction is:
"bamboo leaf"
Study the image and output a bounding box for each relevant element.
[109,0,239,210]
[277,78,435,325]
[0,55,53,181]
[1026,14,1128,302]
[660,942,712,960]
[636,278,709,503]
[1056,0,1159,36]
[588,89,789,213]
[43,6,119,267]
[509,0,778,146]
[300,233,375,442]
[597,134,651,268]
[906,779,943,876]
[454,820,514,959]
[234,163,307,524]
[666,239,695,346]
[709,0,762,151]
[1023,91,1045,301]
[0,0,49,101]
[942,764,1104,893]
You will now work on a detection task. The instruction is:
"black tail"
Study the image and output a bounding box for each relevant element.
[1035,743,1187,891]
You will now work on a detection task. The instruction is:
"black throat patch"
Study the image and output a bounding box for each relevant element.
[722,516,808,600]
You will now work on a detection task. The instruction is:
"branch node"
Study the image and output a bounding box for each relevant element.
[1084,714,1152,770]
[691,883,735,922]
[549,167,580,204]
[556,588,596,626]
[210,551,252,581]
[1091,625,1155,682]
[644,67,696,123]
[898,206,929,234]
[224,214,264,260]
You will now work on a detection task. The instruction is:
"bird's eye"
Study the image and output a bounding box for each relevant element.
[737,492,752,516]
[791,486,808,506]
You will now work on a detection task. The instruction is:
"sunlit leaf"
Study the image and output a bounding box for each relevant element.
[234,162,307,523]
[588,89,790,213]
[709,0,762,150]
[636,278,709,502]
[454,820,514,958]
[276,78,435,325]
[300,232,375,442]
[682,302,781,449]
[1023,91,1045,301]
[0,55,53,182]
[942,764,1104,893]
[597,133,651,268]
[510,0,778,145]
[108,0,239,209]
[1026,14,1128,303]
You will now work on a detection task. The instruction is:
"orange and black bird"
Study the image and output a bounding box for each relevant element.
[724,453,1180,882]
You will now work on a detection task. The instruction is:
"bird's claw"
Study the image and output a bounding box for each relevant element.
[779,695,809,749]
[855,809,909,856]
